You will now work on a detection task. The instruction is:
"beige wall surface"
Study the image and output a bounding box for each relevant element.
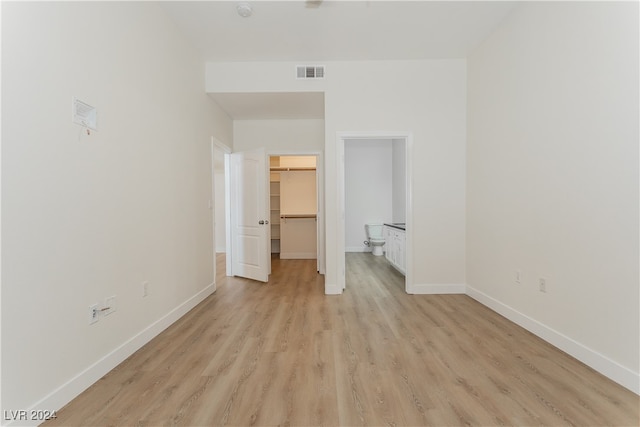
[2,1,233,413]
[234,119,325,152]
[467,2,639,391]
[209,59,468,291]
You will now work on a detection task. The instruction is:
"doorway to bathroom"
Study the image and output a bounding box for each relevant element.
[338,133,412,293]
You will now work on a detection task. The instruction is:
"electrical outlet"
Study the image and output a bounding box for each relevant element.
[515,270,522,284]
[89,304,99,324]
[142,281,149,298]
[539,278,547,293]
[104,295,117,316]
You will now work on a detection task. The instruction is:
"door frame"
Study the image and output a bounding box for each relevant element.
[336,131,413,293]
[267,150,325,275]
[211,138,232,277]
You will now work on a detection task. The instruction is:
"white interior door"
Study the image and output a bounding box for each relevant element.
[230,148,269,282]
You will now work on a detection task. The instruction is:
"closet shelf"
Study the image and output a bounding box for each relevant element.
[270,167,316,172]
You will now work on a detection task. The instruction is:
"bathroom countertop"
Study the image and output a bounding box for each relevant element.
[384,223,406,231]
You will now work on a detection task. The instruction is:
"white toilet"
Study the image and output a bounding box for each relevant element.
[365,224,385,256]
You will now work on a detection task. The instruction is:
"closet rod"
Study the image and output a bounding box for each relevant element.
[270,167,316,172]
[280,214,317,219]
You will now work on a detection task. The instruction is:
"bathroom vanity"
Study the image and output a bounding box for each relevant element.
[384,223,406,275]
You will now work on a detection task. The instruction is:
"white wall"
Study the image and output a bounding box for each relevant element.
[234,119,325,152]
[345,140,393,252]
[2,2,233,417]
[324,61,467,293]
[392,139,406,223]
[208,60,467,293]
[467,2,639,392]
[213,146,227,252]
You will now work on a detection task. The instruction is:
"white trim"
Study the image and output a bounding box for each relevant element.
[337,138,346,291]
[212,137,232,277]
[267,150,325,275]
[466,285,640,395]
[213,139,232,154]
[316,153,325,275]
[224,153,232,276]
[14,284,217,426]
[210,140,217,292]
[267,149,322,157]
[409,283,466,295]
[403,134,413,295]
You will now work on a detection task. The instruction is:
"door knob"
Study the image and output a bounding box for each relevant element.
[259,220,265,225]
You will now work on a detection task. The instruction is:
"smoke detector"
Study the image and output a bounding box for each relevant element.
[237,2,253,17]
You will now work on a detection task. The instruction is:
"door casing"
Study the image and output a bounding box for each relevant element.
[268,151,324,274]
[211,138,232,283]
[336,131,413,293]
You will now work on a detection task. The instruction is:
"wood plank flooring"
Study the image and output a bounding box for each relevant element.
[46,253,639,426]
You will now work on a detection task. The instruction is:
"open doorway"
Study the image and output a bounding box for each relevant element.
[212,140,231,278]
[269,155,321,272]
[224,149,325,282]
[337,132,413,293]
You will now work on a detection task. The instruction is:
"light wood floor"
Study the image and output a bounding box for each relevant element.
[46,253,639,426]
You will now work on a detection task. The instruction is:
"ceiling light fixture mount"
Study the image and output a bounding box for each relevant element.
[237,2,253,18]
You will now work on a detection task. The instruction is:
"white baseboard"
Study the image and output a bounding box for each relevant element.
[279,252,317,259]
[14,283,217,427]
[466,285,640,395]
[409,283,466,295]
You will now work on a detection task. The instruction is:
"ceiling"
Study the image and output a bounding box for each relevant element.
[161,1,518,119]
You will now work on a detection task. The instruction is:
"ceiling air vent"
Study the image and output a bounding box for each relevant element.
[296,65,325,79]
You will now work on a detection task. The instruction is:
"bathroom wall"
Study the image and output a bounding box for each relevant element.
[345,139,393,252]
